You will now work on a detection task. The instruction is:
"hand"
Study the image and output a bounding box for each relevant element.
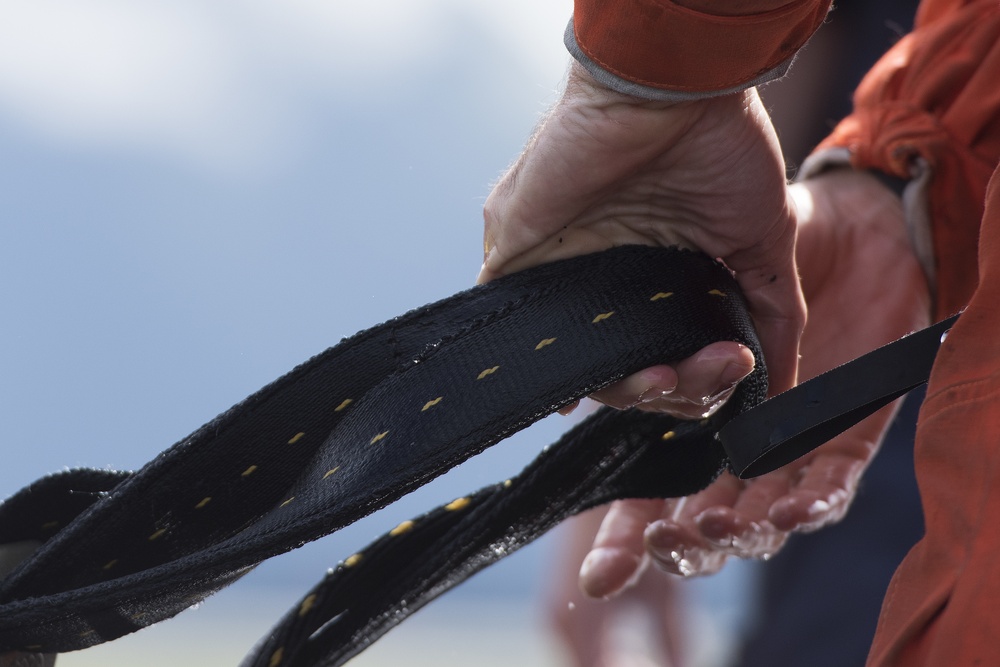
[547,508,685,667]
[578,169,932,596]
[481,63,805,407]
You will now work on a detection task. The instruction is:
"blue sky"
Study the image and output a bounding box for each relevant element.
[0,0,577,598]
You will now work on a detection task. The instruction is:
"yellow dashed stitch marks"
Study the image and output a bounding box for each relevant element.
[242,465,258,478]
[445,497,471,512]
[370,431,389,445]
[708,289,727,297]
[287,432,305,444]
[323,467,340,479]
[592,311,615,323]
[390,520,415,536]
[41,520,59,531]
[661,431,677,441]
[477,366,499,380]
[344,553,363,568]
[103,559,119,571]
[280,497,295,508]
[535,337,557,350]
[195,497,212,510]
[148,528,167,542]
[421,396,443,412]
[334,398,353,412]
[269,647,284,667]
[298,594,317,618]
[650,292,674,301]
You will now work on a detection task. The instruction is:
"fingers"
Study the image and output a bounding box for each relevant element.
[643,472,790,577]
[643,476,744,578]
[590,342,754,418]
[579,499,664,598]
[734,248,807,398]
[767,436,879,532]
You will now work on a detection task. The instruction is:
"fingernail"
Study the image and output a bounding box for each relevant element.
[720,358,754,386]
[579,548,640,599]
[645,523,692,576]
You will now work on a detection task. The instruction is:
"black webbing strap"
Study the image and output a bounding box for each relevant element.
[0,246,765,661]
[721,313,959,478]
[0,245,953,666]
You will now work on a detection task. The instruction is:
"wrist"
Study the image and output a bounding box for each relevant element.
[795,168,905,233]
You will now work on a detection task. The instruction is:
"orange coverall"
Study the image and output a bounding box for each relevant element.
[571,0,1000,664]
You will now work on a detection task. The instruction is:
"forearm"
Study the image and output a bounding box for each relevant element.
[567,0,832,101]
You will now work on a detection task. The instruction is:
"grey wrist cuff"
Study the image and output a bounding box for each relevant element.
[564,18,795,102]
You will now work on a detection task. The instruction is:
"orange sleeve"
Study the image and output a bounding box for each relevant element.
[813,0,1000,319]
[571,0,831,94]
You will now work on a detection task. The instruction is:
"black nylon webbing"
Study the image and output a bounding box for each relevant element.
[0,245,952,666]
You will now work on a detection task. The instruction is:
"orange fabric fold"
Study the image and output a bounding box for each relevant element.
[815,0,1000,319]
[813,1,1000,664]
[572,0,831,92]
[868,166,1000,667]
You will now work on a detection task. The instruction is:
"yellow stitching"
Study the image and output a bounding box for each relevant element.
[477,366,500,380]
[41,520,59,530]
[344,553,363,567]
[26,645,42,651]
[535,337,557,350]
[280,497,295,507]
[708,289,727,297]
[445,497,471,511]
[269,648,284,667]
[390,520,415,536]
[195,497,212,509]
[334,398,353,412]
[298,594,317,617]
[651,292,674,301]
[323,467,340,479]
[661,431,676,441]
[592,311,615,323]
[422,397,443,411]
[370,431,389,445]
[103,559,118,571]
[148,528,167,541]
[242,465,258,477]
[287,432,305,444]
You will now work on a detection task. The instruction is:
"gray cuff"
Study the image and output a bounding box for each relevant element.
[564,18,794,102]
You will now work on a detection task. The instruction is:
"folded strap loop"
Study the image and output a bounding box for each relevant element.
[0,245,952,666]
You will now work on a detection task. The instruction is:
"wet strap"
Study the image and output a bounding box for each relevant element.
[722,313,958,478]
[0,246,765,660]
[0,245,953,667]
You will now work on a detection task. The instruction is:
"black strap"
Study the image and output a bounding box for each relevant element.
[721,313,959,478]
[0,245,951,666]
[0,246,765,659]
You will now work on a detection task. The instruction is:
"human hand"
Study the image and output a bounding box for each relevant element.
[481,63,805,408]
[547,507,685,667]
[578,168,932,596]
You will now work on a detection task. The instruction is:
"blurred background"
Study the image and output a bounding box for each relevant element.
[0,1,752,664]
